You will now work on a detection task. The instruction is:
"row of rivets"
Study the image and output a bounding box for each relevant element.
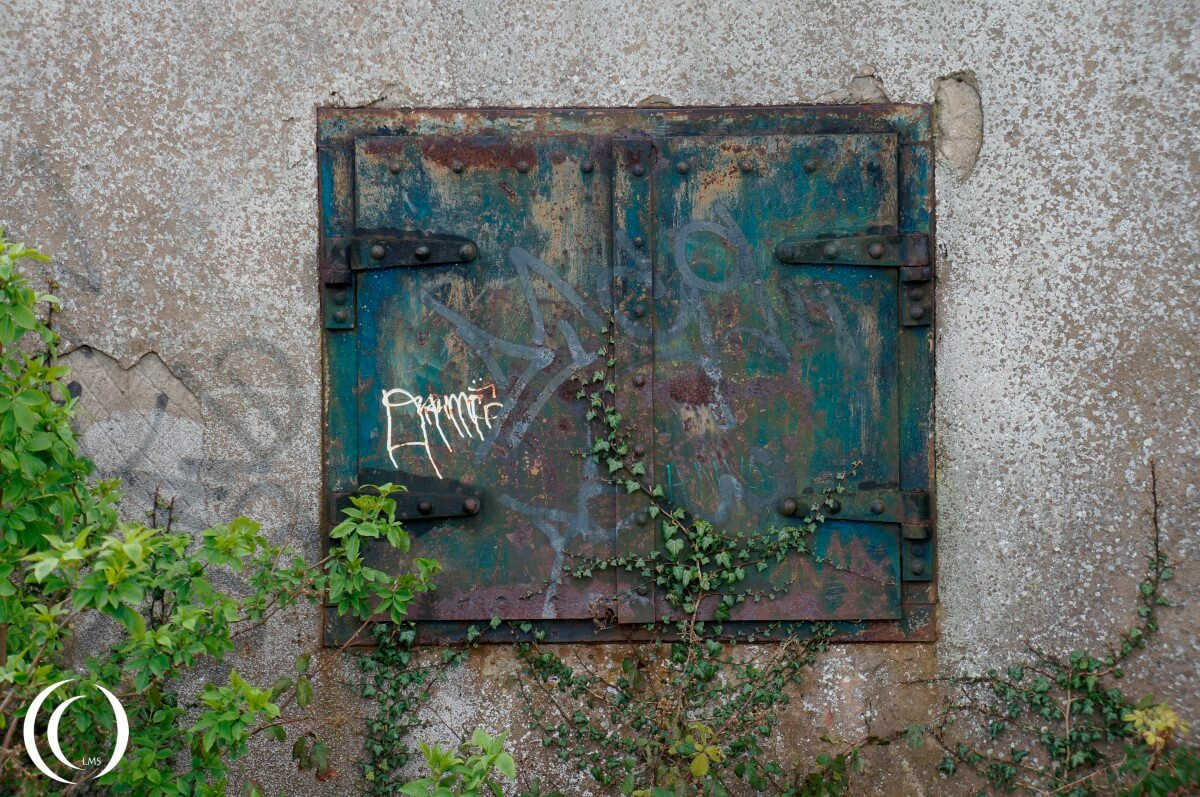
[391,159,605,175]
[367,242,477,261]
[777,497,842,517]
[387,156,834,177]
[415,498,480,516]
[817,240,890,261]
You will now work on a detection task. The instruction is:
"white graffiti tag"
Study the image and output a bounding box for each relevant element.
[382,383,504,479]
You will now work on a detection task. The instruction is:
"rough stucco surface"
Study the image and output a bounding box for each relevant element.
[1,1,1196,794]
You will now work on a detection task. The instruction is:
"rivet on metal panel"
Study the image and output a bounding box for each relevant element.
[908,305,926,320]
[451,160,464,173]
[388,160,402,174]
[870,500,885,515]
[913,544,926,556]
[868,242,885,259]
[803,159,819,173]
[822,242,839,259]
[333,309,349,323]
[826,499,841,514]
[414,245,431,260]
[738,159,755,173]
[636,511,650,526]
[632,236,644,248]
[459,243,477,261]
[462,498,480,515]
[633,374,646,387]
[778,497,798,517]
[633,444,646,457]
[908,287,925,301]
[417,501,433,515]
[632,164,645,177]
[636,585,648,596]
[633,305,647,319]
[910,561,926,576]
[516,160,531,173]
[676,161,690,174]
[369,243,386,260]
[581,159,594,173]
[331,290,348,305]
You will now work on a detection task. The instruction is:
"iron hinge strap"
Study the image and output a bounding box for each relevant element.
[328,489,482,526]
[782,487,931,535]
[773,232,933,327]
[773,233,929,267]
[351,231,478,271]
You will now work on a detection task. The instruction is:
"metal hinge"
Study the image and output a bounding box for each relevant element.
[320,232,479,330]
[773,232,933,327]
[329,489,483,526]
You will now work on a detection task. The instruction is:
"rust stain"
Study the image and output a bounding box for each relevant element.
[667,369,716,405]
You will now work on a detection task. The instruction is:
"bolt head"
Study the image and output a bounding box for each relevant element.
[632,163,645,177]
[414,245,431,260]
[388,160,403,174]
[738,159,755,173]
[581,159,595,173]
[633,305,647,319]
[459,242,477,261]
[333,309,350,323]
[822,242,838,259]
[462,497,480,515]
[778,497,798,517]
[516,160,531,173]
[450,160,464,173]
[633,444,646,457]
[369,243,386,260]
[909,305,926,320]
[633,374,646,387]
[676,160,690,174]
[907,287,925,301]
[417,500,433,515]
[803,159,819,173]
[910,561,926,576]
[870,500,885,515]
[632,236,644,248]
[868,242,885,259]
[636,511,650,526]
[331,290,348,305]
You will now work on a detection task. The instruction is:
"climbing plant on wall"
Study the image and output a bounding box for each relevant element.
[498,315,1196,796]
[501,314,875,796]
[0,232,436,795]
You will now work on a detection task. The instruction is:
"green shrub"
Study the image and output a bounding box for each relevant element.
[0,231,435,794]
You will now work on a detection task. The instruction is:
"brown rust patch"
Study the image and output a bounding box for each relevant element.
[667,369,716,405]
[417,136,540,170]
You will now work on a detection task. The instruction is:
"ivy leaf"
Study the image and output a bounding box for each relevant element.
[295,676,314,708]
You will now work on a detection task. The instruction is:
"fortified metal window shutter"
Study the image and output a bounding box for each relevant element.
[318,107,935,645]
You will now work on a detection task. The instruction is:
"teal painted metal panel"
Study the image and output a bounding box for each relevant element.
[317,107,935,643]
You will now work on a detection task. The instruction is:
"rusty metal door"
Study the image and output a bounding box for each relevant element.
[339,134,618,626]
[614,134,915,625]
[319,107,934,644]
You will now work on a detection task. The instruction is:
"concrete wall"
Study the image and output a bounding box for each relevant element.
[2,1,1195,794]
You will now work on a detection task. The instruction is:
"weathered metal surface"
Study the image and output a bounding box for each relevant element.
[318,106,935,643]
